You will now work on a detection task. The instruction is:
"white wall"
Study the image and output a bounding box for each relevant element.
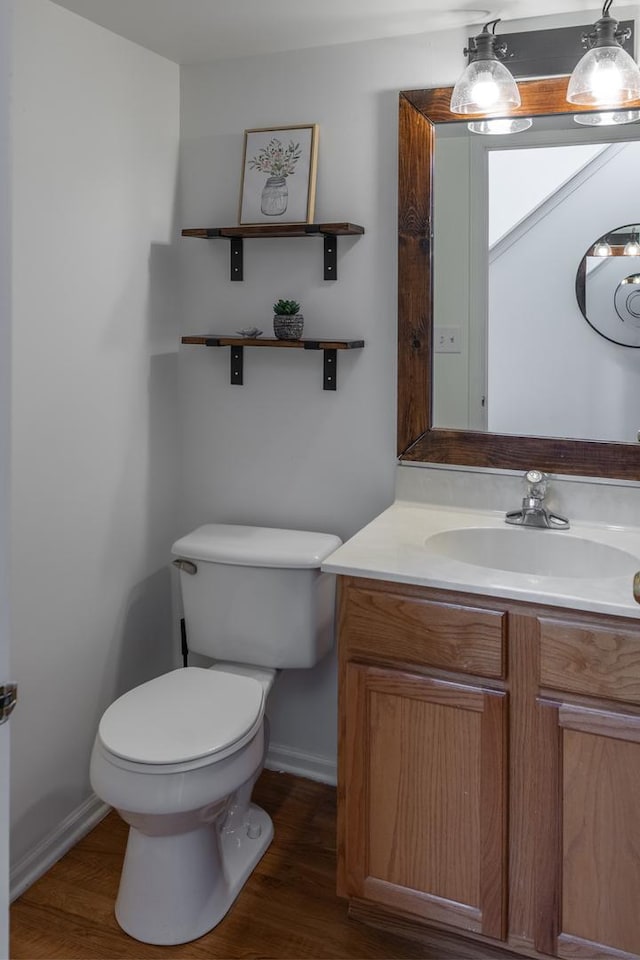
[10,0,180,873]
[433,135,475,430]
[489,144,604,245]
[488,142,640,442]
[1,0,13,946]
[179,29,467,772]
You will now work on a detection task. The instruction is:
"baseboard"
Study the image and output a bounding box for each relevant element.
[10,793,110,902]
[10,750,333,902]
[265,741,336,786]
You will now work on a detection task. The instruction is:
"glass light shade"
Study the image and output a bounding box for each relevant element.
[467,117,532,135]
[574,108,640,125]
[593,239,613,256]
[450,59,521,115]
[567,45,640,106]
[624,235,640,256]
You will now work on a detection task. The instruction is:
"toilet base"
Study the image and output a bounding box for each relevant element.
[114,803,273,945]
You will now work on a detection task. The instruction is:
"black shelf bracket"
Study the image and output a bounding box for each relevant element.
[323,349,337,390]
[229,344,244,384]
[303,342,342,390]
[324,235,338,280]
[230,238,243,281]
[229,231,338,280]
[192,336,364,391]
[182,223,364,281]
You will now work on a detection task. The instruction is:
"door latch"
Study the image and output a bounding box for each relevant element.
[0,682,17,725]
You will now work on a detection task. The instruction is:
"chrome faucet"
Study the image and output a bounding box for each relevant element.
[505,470,570,530]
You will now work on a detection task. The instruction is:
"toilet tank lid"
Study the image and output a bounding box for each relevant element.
[171,524,342,569]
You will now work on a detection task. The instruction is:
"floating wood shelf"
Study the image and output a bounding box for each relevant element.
[182,335,365,391]
[181,222,365,281]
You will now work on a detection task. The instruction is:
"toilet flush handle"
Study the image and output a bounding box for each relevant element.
[172,558,198,576]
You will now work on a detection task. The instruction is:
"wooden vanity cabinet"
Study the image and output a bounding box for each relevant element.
[337,576,509,943]
[337,576,640,960]
[534,617,640,960]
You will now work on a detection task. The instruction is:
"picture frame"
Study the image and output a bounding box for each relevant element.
[238,123,319,226]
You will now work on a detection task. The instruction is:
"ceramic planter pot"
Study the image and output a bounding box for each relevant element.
[273,313,304,340]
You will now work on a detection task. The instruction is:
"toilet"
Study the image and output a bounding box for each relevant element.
[90,523,342,946]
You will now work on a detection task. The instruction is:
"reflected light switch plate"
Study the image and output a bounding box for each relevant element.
[434,326,461,353]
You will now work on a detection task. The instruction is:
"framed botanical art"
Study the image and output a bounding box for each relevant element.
[239,123,319,226]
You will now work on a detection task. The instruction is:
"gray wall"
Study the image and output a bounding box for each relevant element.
[1,1,13,948]
[489,142,640,441]
[10,0,180,872]
[178,28,468,772]
[177,6,640,772]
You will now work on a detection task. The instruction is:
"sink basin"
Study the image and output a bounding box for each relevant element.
[424,527,639,579]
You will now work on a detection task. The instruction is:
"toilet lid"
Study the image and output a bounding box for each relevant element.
[98,667,265,764]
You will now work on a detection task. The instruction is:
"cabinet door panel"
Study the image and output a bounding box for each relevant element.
[343,664,507,940]
[536,701,640,959]
[368,686,482,905]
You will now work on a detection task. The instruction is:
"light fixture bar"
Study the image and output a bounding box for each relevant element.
[463,20,634,79]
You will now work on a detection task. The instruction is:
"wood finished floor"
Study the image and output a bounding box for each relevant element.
[10,770,429,960]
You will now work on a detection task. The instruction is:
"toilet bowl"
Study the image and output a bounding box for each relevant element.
[90,523,342,946]
[90,666,275,945]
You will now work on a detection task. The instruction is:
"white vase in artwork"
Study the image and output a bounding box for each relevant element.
[260,175,288,216]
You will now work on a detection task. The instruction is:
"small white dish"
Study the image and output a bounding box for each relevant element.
[236,328,263,338]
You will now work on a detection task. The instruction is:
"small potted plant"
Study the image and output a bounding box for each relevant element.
[273,299,304,340]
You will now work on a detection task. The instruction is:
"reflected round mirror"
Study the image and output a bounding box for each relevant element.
[576,224,640,347]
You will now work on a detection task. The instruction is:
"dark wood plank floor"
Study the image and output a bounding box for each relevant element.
[10,770,428,960]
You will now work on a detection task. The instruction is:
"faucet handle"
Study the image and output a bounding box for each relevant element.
[524,469,548,499]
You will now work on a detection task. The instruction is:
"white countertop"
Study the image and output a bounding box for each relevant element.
[321,500,640,619]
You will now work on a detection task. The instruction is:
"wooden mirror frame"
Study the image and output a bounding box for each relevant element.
[398,77,640,480]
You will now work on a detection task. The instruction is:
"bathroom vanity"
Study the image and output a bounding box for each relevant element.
[324,499,640,960]
[355,71,640,958]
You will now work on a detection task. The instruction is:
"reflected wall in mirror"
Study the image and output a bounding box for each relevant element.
[433,127,640,443]
[398,78,640,479]
[577,223,640,348]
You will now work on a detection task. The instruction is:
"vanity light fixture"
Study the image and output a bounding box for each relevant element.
[624,229,640,256]
[567,1,640,107]
[452,8,639,132]
[450,20,521,115]
[574,108,640,125]
[467,117,532,135]
[593,237,614,256]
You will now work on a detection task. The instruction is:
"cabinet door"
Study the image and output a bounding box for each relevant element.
[341,663,507,940]
[536,701,640,960]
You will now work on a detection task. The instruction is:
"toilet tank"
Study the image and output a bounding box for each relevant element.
[171,524,342,669]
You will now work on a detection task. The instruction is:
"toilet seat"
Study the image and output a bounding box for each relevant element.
[98,667,265,766]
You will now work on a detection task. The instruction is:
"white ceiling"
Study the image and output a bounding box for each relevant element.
[50,1,637,65]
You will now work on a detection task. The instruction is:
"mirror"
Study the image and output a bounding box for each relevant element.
[577,223,640,348]
[398,78,640,479]
[432,124,640,443]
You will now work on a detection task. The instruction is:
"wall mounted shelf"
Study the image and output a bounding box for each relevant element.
[181,222,365,281]
[182,335,364,391]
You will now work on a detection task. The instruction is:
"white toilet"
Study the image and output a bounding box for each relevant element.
[90,523,341,946]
